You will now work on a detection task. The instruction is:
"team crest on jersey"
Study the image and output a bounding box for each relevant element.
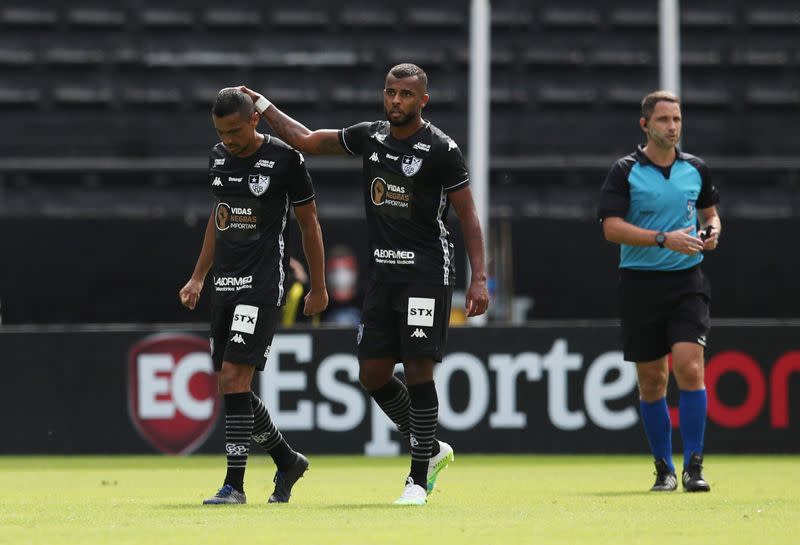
[401,155,423,177]
[248,174,270,196]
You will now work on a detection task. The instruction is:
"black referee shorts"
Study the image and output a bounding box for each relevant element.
[357,280,453,363]
[209,303,281,371]
[619,265,711,362]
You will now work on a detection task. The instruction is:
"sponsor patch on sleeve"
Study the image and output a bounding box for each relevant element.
[407,297,435,327]
[231,304,259,334]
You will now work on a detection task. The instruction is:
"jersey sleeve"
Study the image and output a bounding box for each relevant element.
[338,122,373,156]
[287,150,315,207]
[693,158,720,209]
[439,139,470,193]
[597,160,631,221]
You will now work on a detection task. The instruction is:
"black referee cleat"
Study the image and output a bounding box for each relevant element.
[682,453,711,492]
[650,458,678,492]
[268,452,309,503]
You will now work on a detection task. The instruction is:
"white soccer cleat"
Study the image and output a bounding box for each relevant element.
[427,440,455,493]
[393,478,428,506]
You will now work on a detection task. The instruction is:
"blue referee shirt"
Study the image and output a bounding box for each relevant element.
[598,145,720,271]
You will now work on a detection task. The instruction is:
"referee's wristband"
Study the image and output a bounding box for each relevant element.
[254,96,271,114]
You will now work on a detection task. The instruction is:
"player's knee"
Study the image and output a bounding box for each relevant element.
[638,370,668,399]
[219,362,250,393]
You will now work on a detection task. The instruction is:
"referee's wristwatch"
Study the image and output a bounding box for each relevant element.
[655,232,667,248]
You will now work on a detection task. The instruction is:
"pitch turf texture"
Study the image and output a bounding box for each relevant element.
[1,455,798,545]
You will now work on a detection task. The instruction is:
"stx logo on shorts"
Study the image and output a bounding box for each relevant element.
[232,304,259,335]
[408,297,435,327]
[128,334,219,455]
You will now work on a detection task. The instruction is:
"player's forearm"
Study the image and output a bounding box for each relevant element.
[191,213,216,281]
[261,104,314,152]
[300,221,327,292]
[460,215,487,282]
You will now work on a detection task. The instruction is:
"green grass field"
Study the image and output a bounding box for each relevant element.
[1,455,798,545]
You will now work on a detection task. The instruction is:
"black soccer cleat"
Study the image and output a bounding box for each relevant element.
[650,458,678,492]
[268,452,309,503]
[682,453,711,492]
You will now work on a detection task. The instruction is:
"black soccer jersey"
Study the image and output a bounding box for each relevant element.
[208,135,314,306]
[338,121,469,285]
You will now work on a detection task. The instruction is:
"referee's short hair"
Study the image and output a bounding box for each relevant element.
[641,90,680,120]
[388,63,428,91]
[212,88,255,118]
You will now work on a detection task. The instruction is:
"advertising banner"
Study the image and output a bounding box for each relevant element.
[1,324,798,454]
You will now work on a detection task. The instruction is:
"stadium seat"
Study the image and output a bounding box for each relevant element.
[540,7,601,28]
[66,7,127,28]
[453,47,514,67]
[284,50,359,68]
[145,49,251,69]
[266,87,320,105]
[537,86,596,106]
[605,86,650,106]
[140,8,195,29]
[681,8,736,29]
[0,46,35,67]
[524,47,584,67]
[0,86,40,107]
[683,87,732,108]
[731,49,789,68]
[53,86,113,107]
[609,7,657,29]
[339,9,398,28]
[332,87,379,106]
[681,49,723,69]
[491,87,527,106]
[43,47,106,66]
[385,48,447,68]
[589,49,653,68]
[204,9,262,28]
[745,8,800,28]
[745,87,799,107]
[0,7,57,27]
[406,8,466,29]
[271,9,329,29]
[122,87,183,107]
[492,9,532,28]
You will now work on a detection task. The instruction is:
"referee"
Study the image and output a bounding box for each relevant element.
[598,91,721,493]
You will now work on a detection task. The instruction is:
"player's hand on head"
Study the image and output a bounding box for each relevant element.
[665,226,705,255]
[237,86,261,102]
[465,278,489,317]
[303,289,329,316]
[178,279,203,310]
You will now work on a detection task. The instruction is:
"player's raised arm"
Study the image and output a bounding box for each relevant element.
[237,86,345,155]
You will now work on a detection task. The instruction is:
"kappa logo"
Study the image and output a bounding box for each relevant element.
[447,139,458,151]
[401,155,423,177]
[412,142,431,152]
[410,328,428,339]
[255,159,275,169]
[369,152,380,163]
[231,334,246,344]
[212,177,222,186]
[214,158,225,166]
[128,334,219,455]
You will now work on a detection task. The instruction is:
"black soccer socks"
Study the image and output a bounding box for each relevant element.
[407,381,439,488]
[223,392,254,493]
[250,392,297,471]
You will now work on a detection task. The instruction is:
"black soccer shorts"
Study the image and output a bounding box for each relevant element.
[209,303,281,371]
[357,280,453,362]
[619,265,711,362]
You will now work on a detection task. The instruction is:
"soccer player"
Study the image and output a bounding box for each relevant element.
[239,63,489,505]
[179,88,328,504]
[598,91,721,492]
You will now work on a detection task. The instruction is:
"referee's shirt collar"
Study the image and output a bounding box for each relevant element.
[635,144,686,180]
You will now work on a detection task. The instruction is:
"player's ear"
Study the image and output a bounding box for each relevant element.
[639,117,648,133]
[421,93,430,108]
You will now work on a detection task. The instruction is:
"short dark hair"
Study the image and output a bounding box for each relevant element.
[388,63,428,91]
[641,90,680,120]
[212,88,254,118]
